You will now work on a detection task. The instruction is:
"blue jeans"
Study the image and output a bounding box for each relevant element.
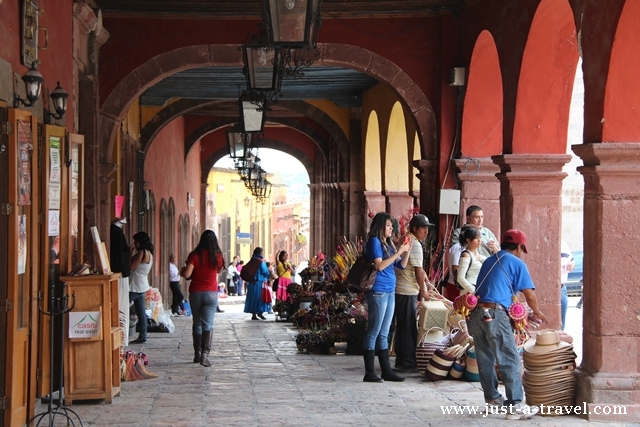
[237,279,244,296]
[560,284,568,330]
[189,291,218,335]
[129,291,147,340]
[467,307,523,405]
[363,291,395,350]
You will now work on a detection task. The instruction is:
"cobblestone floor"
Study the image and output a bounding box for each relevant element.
[31,296,632,426]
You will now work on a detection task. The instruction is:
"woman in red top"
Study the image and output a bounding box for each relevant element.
[180,230,224,367]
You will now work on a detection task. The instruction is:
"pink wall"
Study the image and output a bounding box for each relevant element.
[145,116,202,259]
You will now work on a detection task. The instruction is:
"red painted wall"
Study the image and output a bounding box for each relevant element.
[145,116,202,261]
[99,16,443,110]
[1,0,75,130]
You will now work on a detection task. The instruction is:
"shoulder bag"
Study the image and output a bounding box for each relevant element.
[240,257,262,282]
[454,250,471,290]
[346,253,377,292]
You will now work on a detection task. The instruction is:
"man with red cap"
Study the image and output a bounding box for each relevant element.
[467,229,547,420]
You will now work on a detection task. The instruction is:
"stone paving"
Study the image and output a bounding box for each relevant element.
[34,297,631,427]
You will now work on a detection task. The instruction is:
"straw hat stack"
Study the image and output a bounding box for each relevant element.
[522,329,577,413]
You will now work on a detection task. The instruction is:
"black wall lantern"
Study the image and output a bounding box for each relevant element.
[13,62,44,108]
[264,0,322,49]
[45,81,69,123]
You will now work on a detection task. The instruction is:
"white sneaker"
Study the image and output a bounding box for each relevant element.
[505,403,539,420]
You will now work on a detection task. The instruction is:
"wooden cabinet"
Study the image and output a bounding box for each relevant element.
[61,273,122,404]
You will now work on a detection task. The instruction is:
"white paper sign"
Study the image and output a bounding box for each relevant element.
[69,311,101,338]
[48,210,60,236]
[49,182,61,209]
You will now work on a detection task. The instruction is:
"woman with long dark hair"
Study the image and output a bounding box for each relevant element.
[362,212,411,383]
[180,230,225,367]
[129,231,154,344]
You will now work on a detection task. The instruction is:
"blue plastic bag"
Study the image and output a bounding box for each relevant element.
[180,300,192,316]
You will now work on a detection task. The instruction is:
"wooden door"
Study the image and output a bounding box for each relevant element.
[37,125,68,398]
[5,109,39,427]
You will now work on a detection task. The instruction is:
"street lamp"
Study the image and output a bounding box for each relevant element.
[264,0,322,49]
[13,62,44,108]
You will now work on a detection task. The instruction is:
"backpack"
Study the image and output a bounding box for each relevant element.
[240,257,262,282]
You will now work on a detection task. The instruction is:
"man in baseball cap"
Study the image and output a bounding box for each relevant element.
[466,228,546,420]
[501,229,528,253]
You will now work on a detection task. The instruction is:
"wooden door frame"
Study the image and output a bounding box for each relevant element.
[0,101,8,426]
[5,109,39,427]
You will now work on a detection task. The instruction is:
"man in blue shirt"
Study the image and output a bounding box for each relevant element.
[468,229,547,420]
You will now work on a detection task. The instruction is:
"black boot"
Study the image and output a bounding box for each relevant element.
[379,349,405,382]
[363,349,383,383]
[193,333,202,363]
[200,330,212,367]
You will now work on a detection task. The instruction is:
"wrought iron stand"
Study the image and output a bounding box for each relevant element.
[27,282,84,427]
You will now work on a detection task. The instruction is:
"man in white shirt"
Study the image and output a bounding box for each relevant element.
[169,254,185,316]
[394,214,433,371]
[451,205,500,257]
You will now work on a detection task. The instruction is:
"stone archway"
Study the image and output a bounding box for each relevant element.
[100,43,436,166]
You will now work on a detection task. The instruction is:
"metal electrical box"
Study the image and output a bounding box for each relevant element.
[439,189,461,215]
[449,67,465,86]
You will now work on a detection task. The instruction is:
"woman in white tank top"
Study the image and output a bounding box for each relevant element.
[129,232,154,343]
[457,227,486,295]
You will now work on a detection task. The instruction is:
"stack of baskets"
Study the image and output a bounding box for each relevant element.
[416,327,450,374]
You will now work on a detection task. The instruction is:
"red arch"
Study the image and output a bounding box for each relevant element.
[461,30,503,157]
[603,1,640,142]
[512,0,579,154]
[99,44,436,164]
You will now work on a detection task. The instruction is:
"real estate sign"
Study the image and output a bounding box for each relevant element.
[69,311,101,338]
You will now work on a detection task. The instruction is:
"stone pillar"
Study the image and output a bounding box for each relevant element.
[383,191,413,220]
[413,159,438,220]
[454,158,501,234]
[363,191,385,218]
[572,143,640,422]
[492,154,571,331]
[309,183,323,256]
[199,182,208,231]
[339,182,351,239]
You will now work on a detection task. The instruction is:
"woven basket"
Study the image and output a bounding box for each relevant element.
[425,348,457,381]
[451,323,473,347]
[464,349,480,382]
[416,327,450,374]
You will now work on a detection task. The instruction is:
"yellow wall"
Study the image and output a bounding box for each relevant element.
[306,100,350,137]
[207,168,273,262]
[364,111,381,191]
[385,102,409,191]
[363,84,419,193]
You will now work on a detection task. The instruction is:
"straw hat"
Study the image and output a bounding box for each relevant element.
[523,329,572,355]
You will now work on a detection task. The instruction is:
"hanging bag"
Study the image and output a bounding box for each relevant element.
[261,282,273,304]
[346,253,377,292]
[495,256,530,332]
[240,257,262,282]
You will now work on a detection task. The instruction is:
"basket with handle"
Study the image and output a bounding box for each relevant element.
[416,327,450,374]
[424,343,468,381]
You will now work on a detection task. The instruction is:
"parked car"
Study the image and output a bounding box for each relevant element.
[565,250,583,297]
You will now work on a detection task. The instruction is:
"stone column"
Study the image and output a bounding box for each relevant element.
[413,159,438,220]
[454,158,501,234]
[339,182,352,239]
[309,183,323,256]
[572,143,640,422]
[492,154,571,330]
[199,182,208,231]
[383,191,413,220]
[363,191,385,218]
